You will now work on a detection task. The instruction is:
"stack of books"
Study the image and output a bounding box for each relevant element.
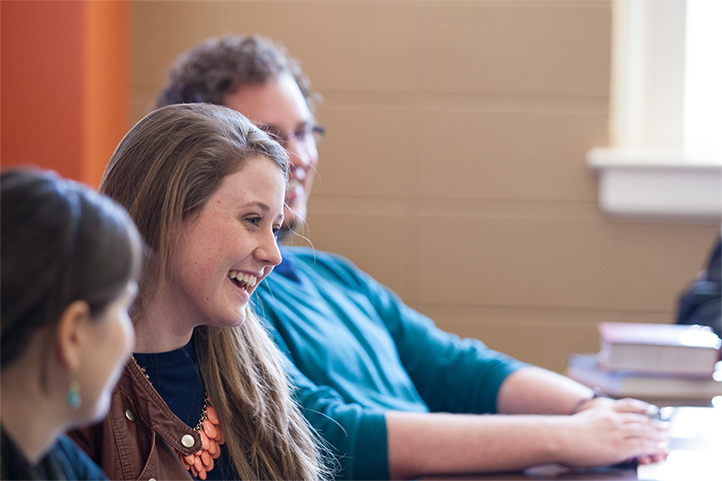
[566,322,722,401]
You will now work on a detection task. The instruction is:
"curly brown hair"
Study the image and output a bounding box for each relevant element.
[155,35,318,113]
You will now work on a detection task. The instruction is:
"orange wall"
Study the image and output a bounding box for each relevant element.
[1,0,130,188]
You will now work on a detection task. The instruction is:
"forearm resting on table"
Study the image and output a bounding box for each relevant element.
[387,411,567,479]
[387,367,667,479]
[496,366,595,415]
[386,409,667,480]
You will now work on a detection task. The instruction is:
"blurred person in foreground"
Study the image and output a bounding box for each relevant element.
[156,35,669,480]
[1,168,141,479]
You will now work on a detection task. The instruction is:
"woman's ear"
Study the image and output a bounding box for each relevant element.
[55,300,92,371]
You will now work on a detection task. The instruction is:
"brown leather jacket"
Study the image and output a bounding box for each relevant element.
[69,359,199,480]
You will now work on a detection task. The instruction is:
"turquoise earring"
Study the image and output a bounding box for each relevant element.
[67,380,81,409]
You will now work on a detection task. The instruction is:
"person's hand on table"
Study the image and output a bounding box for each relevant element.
[564,396,669,467]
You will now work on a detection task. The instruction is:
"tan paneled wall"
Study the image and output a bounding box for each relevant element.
[131,0,720,373]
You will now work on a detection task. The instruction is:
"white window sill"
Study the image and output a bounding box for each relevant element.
[586,148,722,224]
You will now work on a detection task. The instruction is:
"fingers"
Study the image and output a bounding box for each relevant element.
[611,397,658,414]
[560,408,670,468]
[627,422,668,445]
[619,415,669,463]
[637,451,669,464]
[648,450,669,463]
[620,413,669,439]
[595,411,669,461]
[630,438,669,461]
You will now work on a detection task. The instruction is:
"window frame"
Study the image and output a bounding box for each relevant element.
[588,0,721,223]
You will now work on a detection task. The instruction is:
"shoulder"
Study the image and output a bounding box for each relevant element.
[281,246,369,285]
[281,246,350,266]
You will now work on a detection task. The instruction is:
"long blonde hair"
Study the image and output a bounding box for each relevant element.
[100,103,328,480]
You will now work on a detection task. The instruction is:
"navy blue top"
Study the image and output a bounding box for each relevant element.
[1,429,107,480]
[133,337,234,480]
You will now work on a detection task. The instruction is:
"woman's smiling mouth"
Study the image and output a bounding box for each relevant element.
[228,270,258,293]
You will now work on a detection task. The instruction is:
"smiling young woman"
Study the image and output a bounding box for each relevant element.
[68,103,329,481]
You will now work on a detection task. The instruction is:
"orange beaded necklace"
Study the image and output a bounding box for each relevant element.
[176,393,226,480]
[133,356,226,480]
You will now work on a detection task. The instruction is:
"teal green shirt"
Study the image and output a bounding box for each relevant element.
[254,247,524,480]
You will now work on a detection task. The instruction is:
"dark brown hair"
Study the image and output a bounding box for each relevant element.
[1,168,142,368]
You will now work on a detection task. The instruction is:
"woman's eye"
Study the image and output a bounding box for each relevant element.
[245,216,262,226]
[273,226,282,239]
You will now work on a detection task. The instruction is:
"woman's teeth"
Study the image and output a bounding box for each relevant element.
[228,270,258,291]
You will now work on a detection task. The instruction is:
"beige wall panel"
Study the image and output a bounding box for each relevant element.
[418,306,679,372]
[133,1,610,97]
[130,87,157,124]
[453,321,599,373]
[193,2,418,94]
[302,198,718,315]
[132,1,208,88]
[311,106,416,198]
[410,109,607,202]
[410,1,611,96]
[447,321,598,373]
[315,105,606,202]
[132,1,417,93]
[415,216,718,311]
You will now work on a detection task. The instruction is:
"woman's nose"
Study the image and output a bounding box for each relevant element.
[256,232,282,267]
